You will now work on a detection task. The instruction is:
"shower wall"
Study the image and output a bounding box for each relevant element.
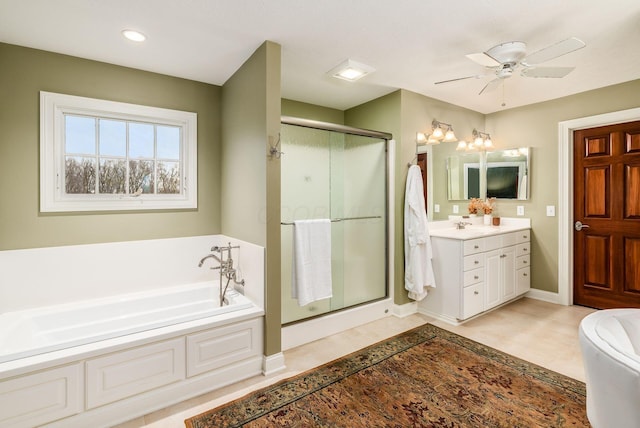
[280,123,387,324]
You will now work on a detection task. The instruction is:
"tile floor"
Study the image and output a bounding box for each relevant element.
[115,298,596,427]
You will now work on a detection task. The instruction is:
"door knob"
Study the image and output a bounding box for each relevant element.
[574,221,590,231]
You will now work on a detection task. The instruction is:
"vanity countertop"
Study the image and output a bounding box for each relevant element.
[428,217,531,240]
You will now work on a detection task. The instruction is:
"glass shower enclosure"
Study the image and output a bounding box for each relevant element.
[280,118,388,325]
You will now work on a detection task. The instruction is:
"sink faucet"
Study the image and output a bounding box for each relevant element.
[456,221,472,230]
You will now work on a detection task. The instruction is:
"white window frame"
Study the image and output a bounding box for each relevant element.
[40,91,197,212]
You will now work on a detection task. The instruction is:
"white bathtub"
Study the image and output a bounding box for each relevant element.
[0,282,264,428]
[0,282,252,364]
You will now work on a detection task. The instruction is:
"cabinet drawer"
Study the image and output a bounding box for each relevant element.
[0,364,82,428]
[484,235,502,251]
[462,283,484,320]
[501,232,518,247]
[517,266,531,295]
[463,238,484,255]
[517,254,530,268]
[463,254,484,271]
[517,229,531,243]
[86,337,185,409]
[464,267,484,287]
[516,243,530,257]
[187,318,262,377]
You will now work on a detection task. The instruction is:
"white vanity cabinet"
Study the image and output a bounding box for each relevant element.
[419,225,531,324]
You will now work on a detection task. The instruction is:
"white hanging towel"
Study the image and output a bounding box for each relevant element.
[404,165,436,301]
[292,219,333,306]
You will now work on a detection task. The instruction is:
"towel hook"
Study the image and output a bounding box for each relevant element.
[269,133,284,159]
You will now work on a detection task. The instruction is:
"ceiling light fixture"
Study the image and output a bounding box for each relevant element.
[328,59,375,82]
[122,29,146,42]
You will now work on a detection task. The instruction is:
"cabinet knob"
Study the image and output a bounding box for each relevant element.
[474,260,479,264]
[474,245,479,249]
[474,291,479,295]
[474,275,479,280]
[523,273,528,277]
[523,234,528,239]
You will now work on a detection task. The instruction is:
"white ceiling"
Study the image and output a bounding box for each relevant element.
[1,0,639,114]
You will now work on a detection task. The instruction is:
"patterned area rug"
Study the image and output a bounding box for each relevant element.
[185,323,589,427]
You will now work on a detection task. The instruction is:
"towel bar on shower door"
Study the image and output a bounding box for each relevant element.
[280,215,382,225]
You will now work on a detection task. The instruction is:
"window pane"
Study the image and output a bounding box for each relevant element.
[65,156,96,194]
[157,126,180,159]
[99,158,126,194]
[65,115,96,154]
[129,123,154,158]
[157,161,180,194]
[99,119,126,156]
[129,160,154,194]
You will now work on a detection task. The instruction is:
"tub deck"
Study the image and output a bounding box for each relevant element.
[0,282,252,364]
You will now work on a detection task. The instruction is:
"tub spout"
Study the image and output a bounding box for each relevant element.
[198,253,222,268]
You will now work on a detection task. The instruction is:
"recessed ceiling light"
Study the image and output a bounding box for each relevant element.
[328,59,375,82]
[122,29,146,42]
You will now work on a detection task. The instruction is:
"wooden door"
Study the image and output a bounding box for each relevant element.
[417,153,428,213]
[573,120,640,309]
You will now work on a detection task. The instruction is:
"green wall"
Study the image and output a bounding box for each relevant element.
[222,41,282,356]
[282,99,344,124]
[0,43,222,250]
[484,79,640,293]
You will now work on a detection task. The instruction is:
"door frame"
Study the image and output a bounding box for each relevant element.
[558,107,640,305]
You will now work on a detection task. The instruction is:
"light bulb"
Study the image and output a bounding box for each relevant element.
[456,141,467,151]
[444,127,457,142]
[432,126,444,139]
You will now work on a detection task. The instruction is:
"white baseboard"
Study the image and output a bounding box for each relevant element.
[525,288,561,305]
[392,301,418,318]
[262,352,286,376]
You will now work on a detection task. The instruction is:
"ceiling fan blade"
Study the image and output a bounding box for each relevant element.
[479,78,502,95]
[466,52,501,67]
[521,66,575,78]
[522,37,586,65]
[434,75,483,85]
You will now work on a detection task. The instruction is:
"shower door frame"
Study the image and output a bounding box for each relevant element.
[280,116,392,326]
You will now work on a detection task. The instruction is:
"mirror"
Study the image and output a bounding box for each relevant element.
[447,148,529,200]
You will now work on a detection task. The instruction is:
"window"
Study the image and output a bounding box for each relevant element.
[40,91,197,212]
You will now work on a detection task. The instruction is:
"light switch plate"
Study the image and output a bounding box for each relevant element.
[517,205,525,216]
[434,204,440,213]
[453,205,459,214]
[546,205,556,216]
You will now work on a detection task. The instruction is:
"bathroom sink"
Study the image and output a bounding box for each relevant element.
[429,224,524,240]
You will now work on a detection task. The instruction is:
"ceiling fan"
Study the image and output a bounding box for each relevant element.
[435,37,586,95]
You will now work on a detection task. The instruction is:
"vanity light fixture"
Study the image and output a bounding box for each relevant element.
[122,29,146,42]
[328,59,375,82]
[472,129,493,149]
[420,119,457,145]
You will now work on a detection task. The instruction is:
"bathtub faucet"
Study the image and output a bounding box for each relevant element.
[198,253,222,268]
[198,243,245,306]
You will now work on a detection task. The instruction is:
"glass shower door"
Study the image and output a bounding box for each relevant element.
[280,123,387,325]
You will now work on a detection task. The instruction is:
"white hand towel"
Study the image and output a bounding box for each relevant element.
[404,165,436,301]
[292,219,332,306]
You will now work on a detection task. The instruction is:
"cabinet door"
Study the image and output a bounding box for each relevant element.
[502,246,516,301]
[462,283,484,320]
[517,267,531,295]
[484,249,502,310]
